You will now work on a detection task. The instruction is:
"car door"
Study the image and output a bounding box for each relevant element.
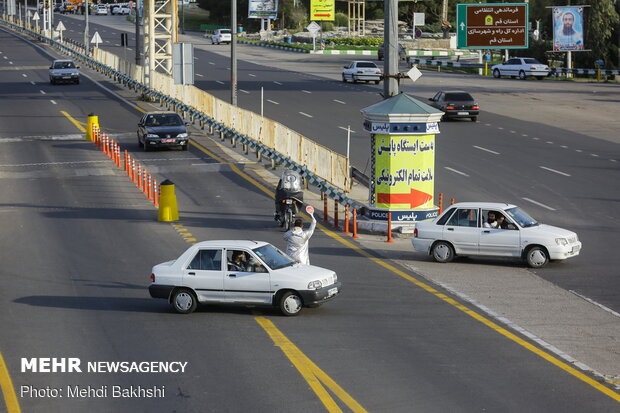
[506,58,521,76]
[429,92,443,110]
[479,212,521,257]
[137,114,147,143]
[443,208,480,255]
[343,62,354,80]
[223,249,272,304]
[183,248,225,302]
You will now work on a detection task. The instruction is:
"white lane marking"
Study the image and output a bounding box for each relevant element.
[590,153,599,157]
[560,145,568,149]
[484,123,492,126]
[569,290,620,319]
[209,62,215,65]
[333,99,346,104]
[533,137,540,140]
[299,112,313,118]
[248,73,256,77]
[194,57,199,60]
[267,99,279,105]
[576,149,583,153]
[22,73,27,77]
[215,80,224,84]
[30,81,35,85]
[497,126,504,130]
[546,141,554,144]
[473,145,500,155]
[510,130,516,133]
[115,43,121,46]
[2,56,7,59]
[445,167,470,177]
[540,166,571,177]
[126,48,132,51]
[40,90,46,94]
[522,197,556,211]
[273,81,283,85]
[611,159,617,162]
[240,89,250,94]
[195,73,204,77]
[338,126,355,133]
[50,100,57,105]
[522,134,528,137]
[302,90,312,94]
[9,61,13,65]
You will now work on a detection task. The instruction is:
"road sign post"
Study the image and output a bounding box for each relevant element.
[306,21,320,52]
[456,3,529,50]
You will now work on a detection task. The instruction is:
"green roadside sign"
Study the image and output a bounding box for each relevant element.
[456,3,529,49]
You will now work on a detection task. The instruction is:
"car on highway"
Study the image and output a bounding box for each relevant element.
[48,59,80,84]
[377,43,406,61]
[412,202,582,268]
[210,28,232,45]
[95,4,108,15]
[111,4,130,15]
[137,112,189,151]
[428,91,479,122]
[342,61,382,84]
[148,240,341,315]
[491,57,550,80]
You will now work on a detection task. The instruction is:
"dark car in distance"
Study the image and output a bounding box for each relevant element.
[428,91,479,122]
[137,112,189,151]
[377,43,406,61]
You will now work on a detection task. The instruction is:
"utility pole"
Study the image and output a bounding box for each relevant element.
[231,0,237,105]
[135,0,141,65]
[382,0,398,97]
[84,0,89,53]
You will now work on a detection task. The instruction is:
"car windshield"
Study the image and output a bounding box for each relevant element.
[54,61,75,69]
[220,29,231,34]
[147,114,183,126]
[445,93,473,101]
[253,244,295,270]
[523,58,542,65]
[357,62,377,68]
[505,207,539,228]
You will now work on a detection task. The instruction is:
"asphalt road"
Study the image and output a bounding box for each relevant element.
[49,15,620,316]
[1,25,620,412]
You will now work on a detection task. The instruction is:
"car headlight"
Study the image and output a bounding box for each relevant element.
[555,238,568,246]
[146,134,159,138]
[177,133,188,138]
[71,72,79,76]
[307,280,323,290]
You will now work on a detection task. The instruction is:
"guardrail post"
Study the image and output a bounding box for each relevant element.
[322,193,328,222]
[438,193,443,214]
[333,200,339,229]
[344,204,350,234]
[352,209,359,239]
[386,212,394,243]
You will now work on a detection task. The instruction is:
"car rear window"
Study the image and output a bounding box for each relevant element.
[220,29,231,34]
[357,62,377,68]
[523,58,542,64]
[445,93,473,101]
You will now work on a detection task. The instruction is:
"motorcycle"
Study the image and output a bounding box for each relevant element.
[274,170,304,231]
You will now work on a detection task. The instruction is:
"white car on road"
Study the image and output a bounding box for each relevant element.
[491,57,550,80]
[412,202,581,268]
[342,61,382,84]
[148,240,341,315]
[95,4,108,15]
[210,28,232,45]
[111,4,130,15]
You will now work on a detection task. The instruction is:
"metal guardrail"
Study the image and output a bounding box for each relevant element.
[0,17,363,210]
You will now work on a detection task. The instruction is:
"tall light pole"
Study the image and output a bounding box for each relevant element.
[84,0,89,52]
[383,0,399,97]
[231,0,237,105]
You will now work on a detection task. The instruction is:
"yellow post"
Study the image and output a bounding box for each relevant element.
[485,62,488,76]
[86,113,99,141]
[158,180,179,222]
[597,67,601,83]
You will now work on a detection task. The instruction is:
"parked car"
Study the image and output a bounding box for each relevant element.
[342,61,382,84]
[412,202,582,268]
[48,59,80,84]
[210,29,232,45]
[377,43,406,61]
[111,4,130,15]
[428,91,479,122]
[95,4,108,15]
[491,57,550,80]
[148,240,341,315]
[137,112,189,151]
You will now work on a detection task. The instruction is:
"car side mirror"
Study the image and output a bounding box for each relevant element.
[506,223,517,230]
[49,66,53,69]
[343,65,348,68]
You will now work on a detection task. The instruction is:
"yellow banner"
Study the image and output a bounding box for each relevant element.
[310,0,335,21]
[374,134,435,209]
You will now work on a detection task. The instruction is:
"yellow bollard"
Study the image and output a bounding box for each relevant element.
[157,180,179,222]
[86,113,99,141]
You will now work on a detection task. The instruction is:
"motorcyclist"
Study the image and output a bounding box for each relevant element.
[274,170,304,226]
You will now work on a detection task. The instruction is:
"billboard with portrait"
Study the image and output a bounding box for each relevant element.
[553,6,584,51]
[248,0,278,19]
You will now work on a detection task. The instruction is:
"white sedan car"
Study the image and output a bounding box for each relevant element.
[342,61,382,84]
[412,202,581,268]
[148,240,341,315]
[491,57,550,80]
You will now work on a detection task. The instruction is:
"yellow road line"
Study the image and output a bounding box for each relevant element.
[0,352,21,413]
[256,317,367,412]
[60,110,86,133]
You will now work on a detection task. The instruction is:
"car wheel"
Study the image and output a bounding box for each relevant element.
[493,69,501,78]
[525,246,549,268]
[171,288,197,314]
[431,241,454,263]
[519,70,527,80]
[342,74,347,83]
[352,76,358,83]
[471,116,478,122]
[279,291,303,316]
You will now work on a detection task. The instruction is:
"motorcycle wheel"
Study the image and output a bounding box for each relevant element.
[284,209,293,231]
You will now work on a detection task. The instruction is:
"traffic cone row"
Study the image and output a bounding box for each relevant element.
[320,192,359,239]
[90,126,159,208]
